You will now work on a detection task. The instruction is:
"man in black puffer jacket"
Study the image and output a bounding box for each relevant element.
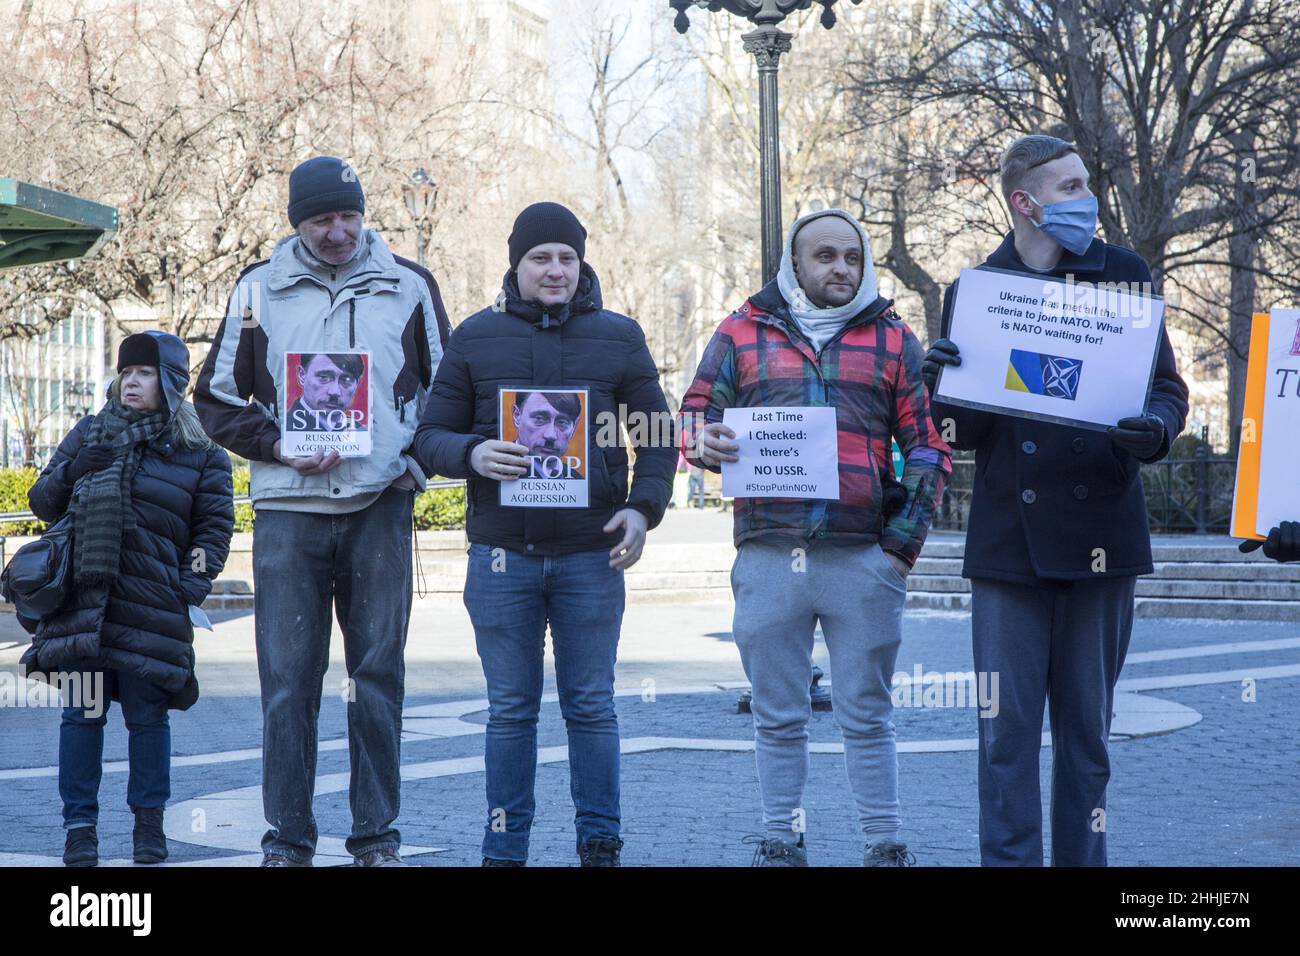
[413,202,674,867]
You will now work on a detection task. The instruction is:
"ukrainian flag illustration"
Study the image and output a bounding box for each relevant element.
[1005,348,1083,400]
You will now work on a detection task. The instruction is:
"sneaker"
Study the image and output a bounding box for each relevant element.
[577,836,624,867]
[353,846,409,867]
[260,852,312,867]
[864,841,916,867]
[132,807,168,864]
[63,826,98,867]
[482,857,527,867]
[744,834,808,867]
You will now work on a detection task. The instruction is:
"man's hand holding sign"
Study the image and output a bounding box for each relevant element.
[694,421,740,468]
[696,414,908,579]
[474,427,648,568]
[273,442,344,476]
[470,439,530,480]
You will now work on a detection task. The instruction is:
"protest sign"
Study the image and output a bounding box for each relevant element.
[935,267,1165,430]
[281,351,371,457]
[721,406,840,500]
[1232,308,1300,540]
[499,387,589,508]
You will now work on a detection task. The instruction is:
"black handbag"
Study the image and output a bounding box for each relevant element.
[1,511,74,621]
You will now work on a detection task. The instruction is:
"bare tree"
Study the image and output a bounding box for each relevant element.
[0,0,530,351]
[548,0,708,389]
[845,0,1300,448]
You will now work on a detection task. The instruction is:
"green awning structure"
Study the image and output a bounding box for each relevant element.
[0,178,118,271]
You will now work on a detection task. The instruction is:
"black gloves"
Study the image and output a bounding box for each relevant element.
[67,443,114,483]
[921,338,961,393]
[880,467,907,518]
[1108,414,1165,460]
[1239,521,1300,563]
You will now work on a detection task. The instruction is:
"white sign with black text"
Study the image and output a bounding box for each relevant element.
[935,267,1165,430]
[721,406,840,500]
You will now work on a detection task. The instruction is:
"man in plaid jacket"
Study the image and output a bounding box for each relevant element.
[679,208,950,866]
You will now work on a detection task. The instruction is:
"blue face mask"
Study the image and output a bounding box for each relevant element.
[1027,193,1098,256]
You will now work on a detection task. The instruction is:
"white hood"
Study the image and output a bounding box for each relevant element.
[776,207,879,352]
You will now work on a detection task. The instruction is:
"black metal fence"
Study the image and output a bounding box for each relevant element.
[933,452,1239,534]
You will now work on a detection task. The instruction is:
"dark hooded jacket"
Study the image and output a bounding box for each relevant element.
[412,264,674,555]
[19,334,234,710]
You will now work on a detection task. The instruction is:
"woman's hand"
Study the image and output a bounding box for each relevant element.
[67,443,114,483]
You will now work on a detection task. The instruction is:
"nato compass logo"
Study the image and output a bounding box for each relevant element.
[1005,348,1083,400]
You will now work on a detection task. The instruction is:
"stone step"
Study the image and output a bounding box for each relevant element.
[1138,578,1300,600]
[406,568,1299,600]
[901,591,1300,622]
[1132,597,1300,622]
[412,546,1297,573]
[1150,561,1300,581]
[1142,546,1288,564]
[210,579,251,594]
[201,594,255,612]
[912,557,1300,580]
[904,575,1299,601]
[906,591,971,612]
[212,576,1300,620]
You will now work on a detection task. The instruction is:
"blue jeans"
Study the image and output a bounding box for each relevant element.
[253,487,414,862]
[60,669,170,828]
[688,473,704,508]
[463,543,625,862]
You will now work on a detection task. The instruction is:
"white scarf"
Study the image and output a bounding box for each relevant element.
[776,208,880,352]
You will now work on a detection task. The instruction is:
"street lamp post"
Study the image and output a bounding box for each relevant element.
[669,0,861,283]
[402,167,439,269]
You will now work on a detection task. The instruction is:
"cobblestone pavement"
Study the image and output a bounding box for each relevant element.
[2,597,1297,867]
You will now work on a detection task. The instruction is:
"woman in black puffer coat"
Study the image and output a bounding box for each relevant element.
[20,331,234,868]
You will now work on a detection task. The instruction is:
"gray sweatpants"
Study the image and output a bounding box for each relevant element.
[731,538,907,842]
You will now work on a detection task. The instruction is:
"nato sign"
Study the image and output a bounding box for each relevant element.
[1005,348,1084,401]
[935,266,1165,431]
[0,178,118,271]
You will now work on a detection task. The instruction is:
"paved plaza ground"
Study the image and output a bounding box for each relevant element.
[3,574,1297,867]
[2,512,1298,867]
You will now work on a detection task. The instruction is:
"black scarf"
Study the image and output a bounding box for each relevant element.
[72,399,169,586]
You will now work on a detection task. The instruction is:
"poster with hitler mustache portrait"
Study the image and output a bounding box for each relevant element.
[281,350,372,458]
[498,387,589,508]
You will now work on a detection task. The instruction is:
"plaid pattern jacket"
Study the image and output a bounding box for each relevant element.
[678,281,951,566]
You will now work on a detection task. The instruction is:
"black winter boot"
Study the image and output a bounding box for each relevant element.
[132,807,168,864]
[64,826,98,867]
[578,836,624,867]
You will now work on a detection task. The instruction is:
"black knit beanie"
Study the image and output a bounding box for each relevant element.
[287,156,365,227]
[508,202,587,270]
